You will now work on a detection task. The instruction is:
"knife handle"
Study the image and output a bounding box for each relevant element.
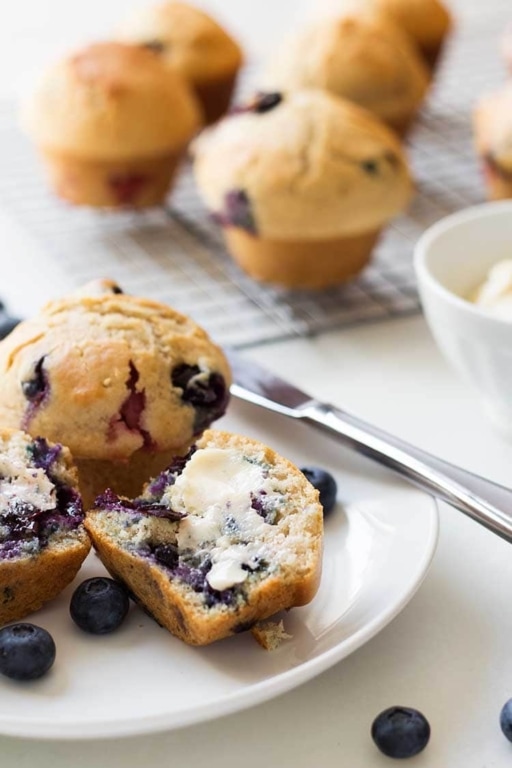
[301,402,512,543]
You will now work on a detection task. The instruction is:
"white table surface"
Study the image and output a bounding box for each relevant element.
[2,0,512,765]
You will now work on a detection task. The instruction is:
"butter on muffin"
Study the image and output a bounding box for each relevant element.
[0,428,90,625]
[117,1,243,125]
[193,90,413,290]
[474,85,512,201]
[85,429,323,646]
[262,12,429,137]
[0,281,231,507]
[21,42,201,208]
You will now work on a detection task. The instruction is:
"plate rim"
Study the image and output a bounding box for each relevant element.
[0,490,439,741]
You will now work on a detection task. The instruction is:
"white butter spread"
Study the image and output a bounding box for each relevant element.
[166,448,278,591]
[207,547,253,591]
[472,260,512,319]
[0,456,56,514]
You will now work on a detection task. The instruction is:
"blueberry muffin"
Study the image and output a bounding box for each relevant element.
[21,42,201,208]
[0,281,231,506]
[85,430,323,646]
[474,85,512,201]
[117,1,243,125]
[0,428,90,625]
[262,13,429,137]
[193,90,413,289]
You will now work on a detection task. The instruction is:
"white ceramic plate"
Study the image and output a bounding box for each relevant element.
[0,400,438,740]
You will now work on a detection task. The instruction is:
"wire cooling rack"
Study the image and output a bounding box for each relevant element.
[0,0,509,348]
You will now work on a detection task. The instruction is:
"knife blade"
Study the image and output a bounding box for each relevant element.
[227,348,512,543]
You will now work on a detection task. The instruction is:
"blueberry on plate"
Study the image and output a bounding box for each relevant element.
[500,699,512,742]
[300,466,337,514]
[371,706,431,759]
[70,577,130,635]
[0,623,56,681]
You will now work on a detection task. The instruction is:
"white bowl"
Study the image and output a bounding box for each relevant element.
[414,200,512,437]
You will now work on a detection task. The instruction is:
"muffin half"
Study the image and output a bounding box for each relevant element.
[85,430,323,646]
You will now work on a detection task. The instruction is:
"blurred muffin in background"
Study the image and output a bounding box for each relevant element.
[262,13,429,137]
[118,1,243,125]
[193,90,413,290]
[502,24,512,73]
[21,42,201,209]
[306,0,452,74]
[371,0,452,72]
[474,85,512,201]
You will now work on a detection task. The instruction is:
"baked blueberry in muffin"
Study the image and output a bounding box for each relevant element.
[85,430,323,646]
[0,429,90,625]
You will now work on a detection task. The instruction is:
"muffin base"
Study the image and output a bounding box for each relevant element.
[76,448,186,509]
[224,227,381,290]
[193,72,238,126]
[39,149,183,208]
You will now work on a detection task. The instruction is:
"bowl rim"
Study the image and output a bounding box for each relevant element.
[414,200,512,326]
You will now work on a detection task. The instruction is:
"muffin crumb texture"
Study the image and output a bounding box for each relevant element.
[0,428,90,624]
[251,620,293,651]
[85,430,323,645]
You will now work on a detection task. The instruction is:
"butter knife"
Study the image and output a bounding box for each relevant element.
[227,349,512,543]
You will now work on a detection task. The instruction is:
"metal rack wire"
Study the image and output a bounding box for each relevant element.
[0,0,508,348]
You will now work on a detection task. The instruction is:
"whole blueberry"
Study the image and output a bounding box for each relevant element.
[371,706,431,759]
[300,467,337,514]
[500,699,512,742]
[70,577,130,635]
[0,623,56,681]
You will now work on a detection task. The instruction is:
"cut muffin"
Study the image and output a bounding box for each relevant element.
[262,13,429,136]
[21,42,201,208]
[118,1,243,125]
[0,429,90,625]
[0,280,231,507]
[85,430,323,646]
[474,85,512,201]
[193,90,413,289]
